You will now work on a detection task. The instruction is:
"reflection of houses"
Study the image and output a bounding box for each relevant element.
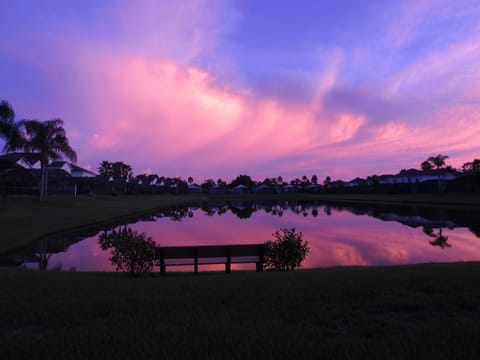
[0,153,96,194]
[375,212,456,229]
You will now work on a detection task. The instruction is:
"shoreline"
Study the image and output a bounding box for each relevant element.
[2,192,480,253]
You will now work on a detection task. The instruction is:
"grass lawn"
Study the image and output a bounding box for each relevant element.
[1,263,480,359]
[0,194,205,253]
[1,193,480,358]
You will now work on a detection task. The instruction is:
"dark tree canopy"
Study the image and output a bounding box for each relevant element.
[462,159,480,173]
[22,119,77,200]
[98,227,156,276]
[230,174,254,188]
[421,154,449,171]
[98,161,133,180]
[264,228,309,271]
[0,100,24,153]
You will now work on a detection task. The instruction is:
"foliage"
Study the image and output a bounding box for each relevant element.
[201,178,215,191]
[264,228,309,271]
[462,159,480,173]
[421,154,449,171]
[0,100,24,153]
[421,160,433,172]
[98,227,156,276]
[98,160,133,180]
[230,174,254,188]
[323,176,331,186]
[22,119,77,200]
[0,100,14,121]
[423,227,451,249]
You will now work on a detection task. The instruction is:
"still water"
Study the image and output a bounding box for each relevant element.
[18,200,480,271]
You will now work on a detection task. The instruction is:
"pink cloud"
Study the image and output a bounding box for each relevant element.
[6,1,480,181]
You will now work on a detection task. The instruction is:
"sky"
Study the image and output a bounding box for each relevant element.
[1,0,480,183]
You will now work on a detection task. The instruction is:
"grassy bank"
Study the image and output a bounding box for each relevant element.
[0,194,205,253]
[1,192,480,253]
[2,194,480,358]
[311,192,480,208]
[1,263,480,359]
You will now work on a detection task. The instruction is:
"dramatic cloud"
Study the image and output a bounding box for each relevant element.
[1,0,480,181]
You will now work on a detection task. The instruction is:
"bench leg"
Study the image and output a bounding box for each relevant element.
[225,254,231,274]
[160,258,166,276]
[194,254,198,274]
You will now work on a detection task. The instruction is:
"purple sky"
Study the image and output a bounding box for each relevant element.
[1,0,480,183]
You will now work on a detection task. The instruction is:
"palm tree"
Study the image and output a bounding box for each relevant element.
[23,119,77,201]
[0,100,24,153]
[98,160,112,179]
[422,154,449,171]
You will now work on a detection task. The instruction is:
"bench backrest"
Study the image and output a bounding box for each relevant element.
[156,244,265,259]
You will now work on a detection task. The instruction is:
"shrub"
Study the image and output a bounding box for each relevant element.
[98,227,156,276]
[264,228,309,271]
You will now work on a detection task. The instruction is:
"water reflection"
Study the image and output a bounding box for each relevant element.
[423,227,451,249]
[7,200,480,271]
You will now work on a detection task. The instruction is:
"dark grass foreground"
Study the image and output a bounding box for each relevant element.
[2,263,480,359]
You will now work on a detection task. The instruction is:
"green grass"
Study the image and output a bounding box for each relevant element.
[0,194,205,252]
[2,193,480,358]
[1,263,480,359]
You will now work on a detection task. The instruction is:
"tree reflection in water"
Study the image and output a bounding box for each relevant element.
[11,199,480,271]
[423,227,451,249]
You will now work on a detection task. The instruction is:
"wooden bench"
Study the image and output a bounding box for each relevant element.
[155,244,265,274]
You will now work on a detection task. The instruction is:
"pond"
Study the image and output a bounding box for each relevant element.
[12,200,480,272]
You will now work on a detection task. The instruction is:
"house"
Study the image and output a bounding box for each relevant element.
[209,184,226,194]
[0,152,42,170]
[188,183,202,193]
[49,161,96,178]
[345,177,368,187]
[253,184,275,193]
[0,153,96,194]
[283,184,298,192]
[377,169,460,185]
[231,184,249,193]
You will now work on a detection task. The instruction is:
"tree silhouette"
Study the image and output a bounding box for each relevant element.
[0,100,24,153]
[98,160,112,179]
[230,174,254,188]
[323,176,331,187]
[462,159,480,173]
[422,154,449,171]
[423,227,451,249]
[23,119,77,201]
[98,226,156,276]
[98,161,133,193]
[264,228,309,271]
[421,160,433,172]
